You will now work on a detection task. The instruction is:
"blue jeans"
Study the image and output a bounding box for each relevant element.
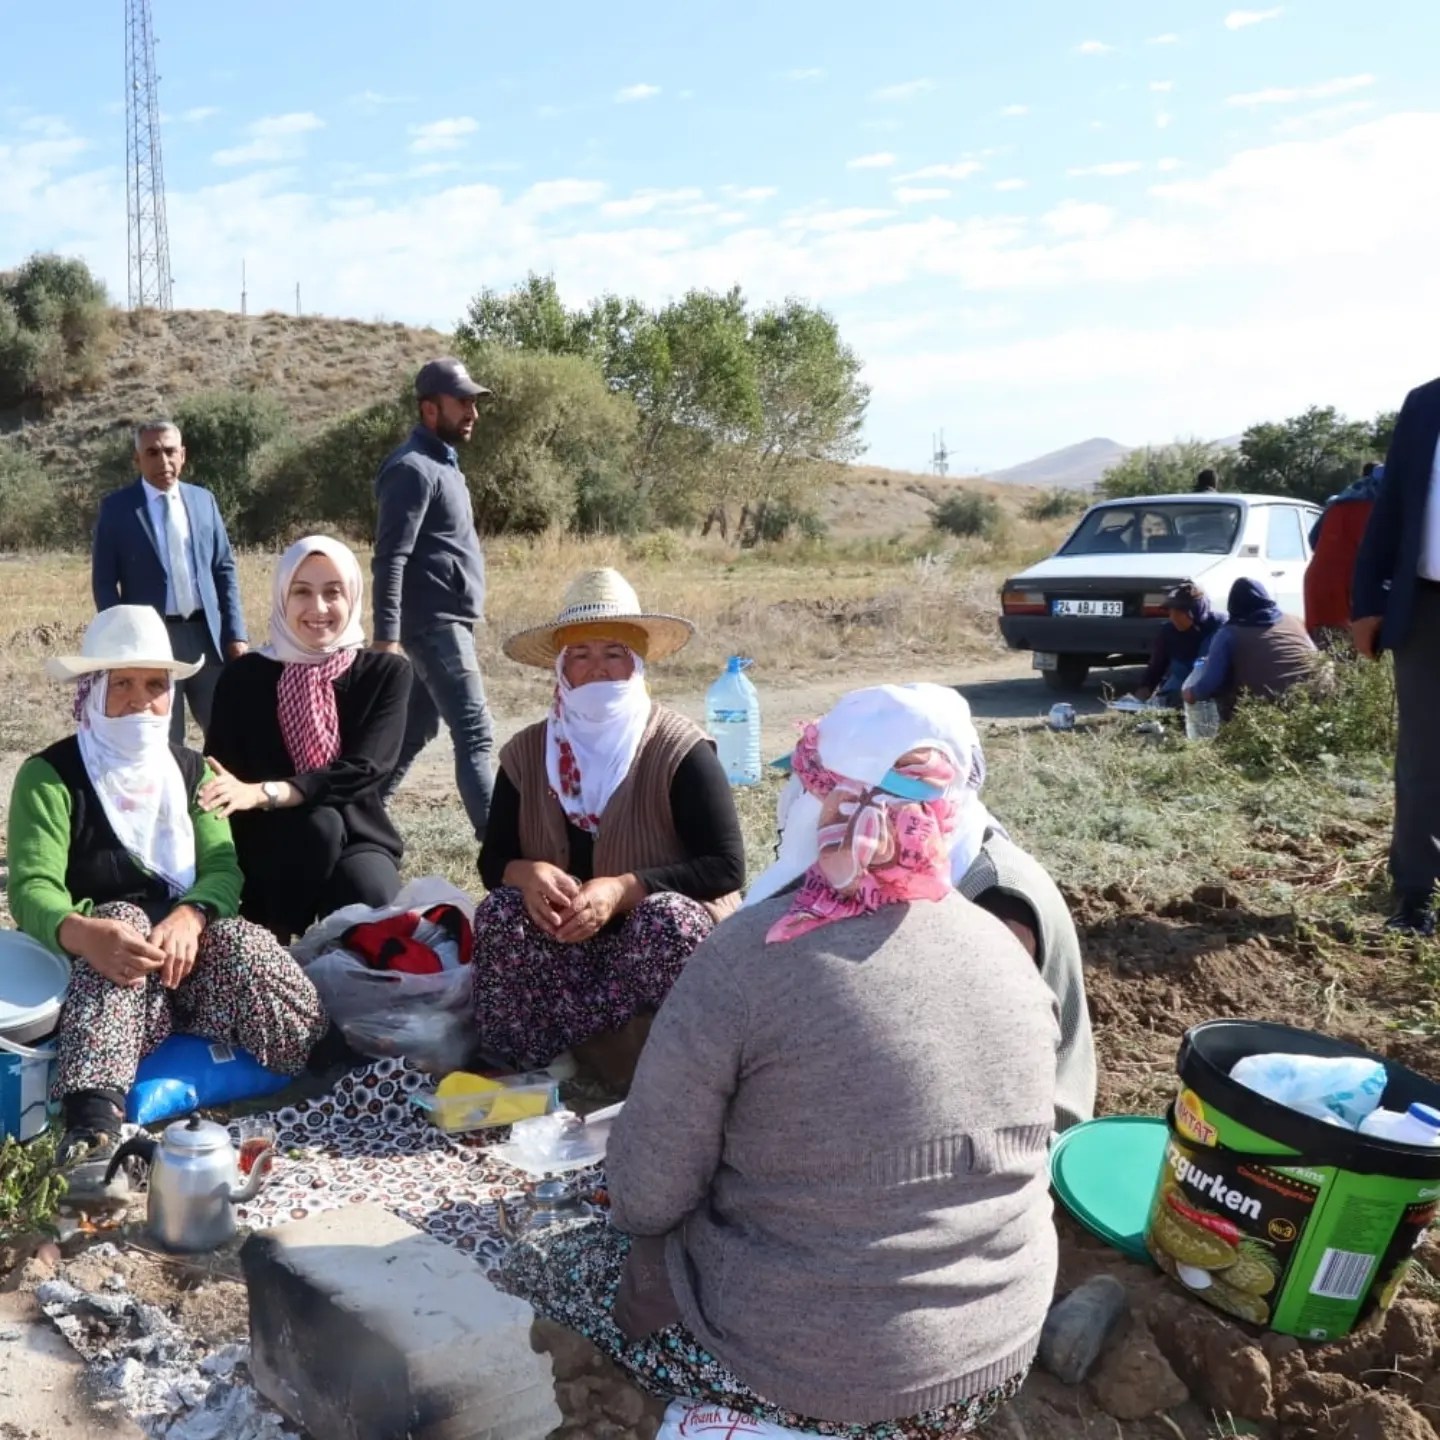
[1156,656,1192,706]
[384,622,494,841]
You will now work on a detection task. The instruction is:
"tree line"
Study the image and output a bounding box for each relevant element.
[1099,407,1398,505]
[0,256,869,550]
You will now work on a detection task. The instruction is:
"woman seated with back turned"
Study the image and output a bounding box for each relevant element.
[6,607,328,1184]
[472,569,744,1081]
[1183,577,1318,723]
[203,536,411,941]
[499,683,1059,1439]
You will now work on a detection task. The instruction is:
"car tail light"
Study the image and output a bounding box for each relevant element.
[1141,591,1170,617]
[1002,587,1047,616]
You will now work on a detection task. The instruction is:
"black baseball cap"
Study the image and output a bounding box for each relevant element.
[415,357,492,401]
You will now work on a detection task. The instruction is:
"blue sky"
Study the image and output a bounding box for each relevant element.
[4,1,1439,470]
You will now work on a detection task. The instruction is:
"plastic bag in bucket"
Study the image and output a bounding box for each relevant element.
[1146,1020,1440,1339]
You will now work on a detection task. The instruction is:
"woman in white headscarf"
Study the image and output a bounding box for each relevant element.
[6,607,328,1185]
[497,683,1059,1439]
[474,568,744,1082]
[203,536,412,940]
[761,682,1097,1133]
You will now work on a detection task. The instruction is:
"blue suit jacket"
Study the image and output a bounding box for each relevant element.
[1353,377,1440,651]
[91,479,247,654]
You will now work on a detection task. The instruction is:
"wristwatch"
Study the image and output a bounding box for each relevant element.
[262,781,282,811]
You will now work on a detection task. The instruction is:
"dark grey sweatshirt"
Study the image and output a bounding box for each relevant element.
[371,426,485,642]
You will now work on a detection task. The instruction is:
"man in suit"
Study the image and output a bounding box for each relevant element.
[1353,379,1440,934]
[92,420,248,742]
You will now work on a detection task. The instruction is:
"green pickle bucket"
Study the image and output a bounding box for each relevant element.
[1147,1020,1440,1339]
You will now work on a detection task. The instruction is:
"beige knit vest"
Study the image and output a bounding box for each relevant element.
[499,703,740,922]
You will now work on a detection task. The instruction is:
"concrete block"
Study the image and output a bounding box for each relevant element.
[241,1205,560,1440]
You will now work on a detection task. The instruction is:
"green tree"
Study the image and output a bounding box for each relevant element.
[1100,439,1232,499]
[0,253,112,407]
[0,443,55,550]
[1232,406,1374,503]
[167,392,290,522]
[457,273,590,357]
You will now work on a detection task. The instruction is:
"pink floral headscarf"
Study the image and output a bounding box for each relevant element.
[763,725,961,943]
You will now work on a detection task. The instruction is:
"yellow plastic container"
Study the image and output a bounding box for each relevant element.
[411,1071,559,1133]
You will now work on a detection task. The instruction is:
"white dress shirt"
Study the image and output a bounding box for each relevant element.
[141,479,201,617]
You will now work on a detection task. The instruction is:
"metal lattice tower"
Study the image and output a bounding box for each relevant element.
[125,0,173,308]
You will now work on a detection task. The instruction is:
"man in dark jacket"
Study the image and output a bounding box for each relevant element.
[372,358,495,840]
[1353,378,1440,934]
[1185,578,1317,722]
[1133,582,1226,705]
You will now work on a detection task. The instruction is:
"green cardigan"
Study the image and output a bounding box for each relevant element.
[7,753,243,956]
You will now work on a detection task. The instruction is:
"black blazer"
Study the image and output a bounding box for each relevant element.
[1354,377,1440,650]
[205,650,412,859]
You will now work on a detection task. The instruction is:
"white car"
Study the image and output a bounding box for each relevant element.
[998,492,1323,692]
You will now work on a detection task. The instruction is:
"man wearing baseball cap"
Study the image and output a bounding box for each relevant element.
[372,357,496,839]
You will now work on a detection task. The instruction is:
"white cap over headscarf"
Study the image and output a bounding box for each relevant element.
[746,683,1003,913]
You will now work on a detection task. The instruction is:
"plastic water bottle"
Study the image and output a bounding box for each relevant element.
[1183,658,1220,741]
[707,657,762,785]
[1359,1103,1440,1145]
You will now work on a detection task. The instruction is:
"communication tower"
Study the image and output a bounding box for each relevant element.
[125,0,174,308]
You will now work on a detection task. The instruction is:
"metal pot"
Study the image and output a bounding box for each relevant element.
[105,1114,272,1253]
[497,1178,585,1240]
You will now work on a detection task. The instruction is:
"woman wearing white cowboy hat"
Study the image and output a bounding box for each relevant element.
[6,606,329,1184]
[473,568,744,1083]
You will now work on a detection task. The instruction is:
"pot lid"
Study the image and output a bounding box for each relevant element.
[162,1113,233,1154]
[1049,1115,1169,1264]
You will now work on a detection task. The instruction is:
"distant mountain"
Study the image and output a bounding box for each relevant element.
[987,438,1131,491]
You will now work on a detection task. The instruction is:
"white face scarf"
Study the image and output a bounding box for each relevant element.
[745,682,1005,907]
[544,649,651,835]
[75,672,196,898]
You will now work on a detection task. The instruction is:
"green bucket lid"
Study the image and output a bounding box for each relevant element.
[1049,1115,1168,1263]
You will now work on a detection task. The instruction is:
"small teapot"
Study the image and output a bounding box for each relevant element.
[105,1115,273,1253]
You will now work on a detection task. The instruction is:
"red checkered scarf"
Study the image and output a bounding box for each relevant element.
[276,649,357,773]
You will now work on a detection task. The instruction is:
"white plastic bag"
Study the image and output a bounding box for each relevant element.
[294,877,479,1074]
[1230,1052,1387,1129]
[657,1401,822,1439]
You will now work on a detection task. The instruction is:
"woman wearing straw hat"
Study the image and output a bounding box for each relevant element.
[498,684,1058,1438]
[202,536,411,940]
[5,606,329,1183]
[474,568,744,1079]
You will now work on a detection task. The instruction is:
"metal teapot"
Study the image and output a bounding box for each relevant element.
[105,1115,273,1252]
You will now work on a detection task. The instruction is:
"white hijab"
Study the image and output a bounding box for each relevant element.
[76,672,196,897]
[544,649,652,834]
[259,534,367,666]
[745,682,1003,906]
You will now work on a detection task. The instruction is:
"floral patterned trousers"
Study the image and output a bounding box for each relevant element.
[56,901,329,1096]
[499,1221,1026,1439]
[470,887,714,1070]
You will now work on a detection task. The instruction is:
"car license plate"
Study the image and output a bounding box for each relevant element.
[1052,599,1123,618]
[1032,651,1058,671]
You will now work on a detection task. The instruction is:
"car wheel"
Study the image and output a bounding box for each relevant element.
[1042,656,1091,692]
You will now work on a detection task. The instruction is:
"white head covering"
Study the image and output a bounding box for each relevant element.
[260,535,366,666]
[544,648,652,834]
[75,671,196,898]
[746,682,1003,907]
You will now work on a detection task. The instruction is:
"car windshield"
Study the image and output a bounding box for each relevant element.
[1061,502,1242,557]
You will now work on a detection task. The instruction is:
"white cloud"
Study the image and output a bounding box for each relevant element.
[181,106,219,124]
[894,186,951,204]
[1227,74,1375,107]
[1147,33,1180,45]
[408,117,479,154]
[994,178,1028,191]
[897,162,983,182]
[212,112,323,167]
[349,91,411,109]
[1225,7,1284,29]
[787,68,824,81]
[1044,201,1115,238]
[848,152,898,170]
[599,187,705,219]
[1067,160,1145,177]
[1275,100,1378,135]
[1156,112,1174,130]
[870,79,936,102]
[1156,157,1184,172]
[722,184,779,202]
[1000,104,1030,117]
[1150,81,1175,93]
[1077,40,1114,56]
[410,161,463,178]
[615,83,661,103]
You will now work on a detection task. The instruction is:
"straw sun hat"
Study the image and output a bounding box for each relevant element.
[45,605,203,682]
[503,568,694,669]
